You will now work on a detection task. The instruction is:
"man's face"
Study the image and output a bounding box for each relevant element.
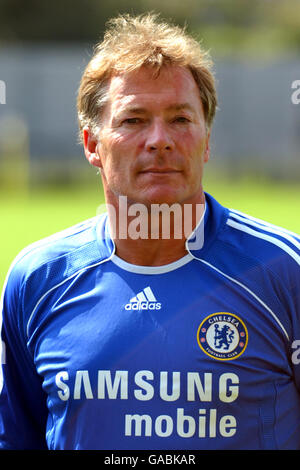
[85,65,210,207]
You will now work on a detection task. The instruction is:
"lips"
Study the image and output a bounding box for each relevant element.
[139,168,181,174]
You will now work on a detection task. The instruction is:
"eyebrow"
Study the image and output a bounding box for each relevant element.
[121,103,196,114]
[165,103,195,113]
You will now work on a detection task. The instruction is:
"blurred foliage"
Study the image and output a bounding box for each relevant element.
[0,0,300,55]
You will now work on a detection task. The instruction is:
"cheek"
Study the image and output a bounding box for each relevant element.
[108,129,140,154]
[99,133,125,169]
[101,139,139,188]
[177,131,207,163]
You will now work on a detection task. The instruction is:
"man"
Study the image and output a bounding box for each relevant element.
[0,13,299,450]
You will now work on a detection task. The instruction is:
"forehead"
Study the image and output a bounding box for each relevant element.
[106,66,202,110]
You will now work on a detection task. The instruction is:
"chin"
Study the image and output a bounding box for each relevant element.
[138,191,184,207]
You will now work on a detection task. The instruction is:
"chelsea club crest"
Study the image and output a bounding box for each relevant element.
[197,312,248,361]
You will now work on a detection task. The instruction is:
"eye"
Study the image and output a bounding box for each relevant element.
[123,117,142,125]
[173,116,190,123]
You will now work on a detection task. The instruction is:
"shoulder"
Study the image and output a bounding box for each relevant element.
[214,206,300,309]
[1,214,111,318]
[204,192,299,273]
[223,207,299,271]
[202,193,300,302]
[7,215,102,279]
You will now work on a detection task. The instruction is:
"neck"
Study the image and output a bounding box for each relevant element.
[106,192,206,266]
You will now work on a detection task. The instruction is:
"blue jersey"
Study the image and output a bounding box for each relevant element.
[0,192,300,450]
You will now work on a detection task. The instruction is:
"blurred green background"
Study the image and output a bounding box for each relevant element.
[0,0,299,290]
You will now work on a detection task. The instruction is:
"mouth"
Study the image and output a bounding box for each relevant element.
[139,168,181,175]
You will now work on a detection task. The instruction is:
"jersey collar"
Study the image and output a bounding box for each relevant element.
[186,192,229,257]
[96,192,229,263]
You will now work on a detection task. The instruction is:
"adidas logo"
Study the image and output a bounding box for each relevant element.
[125,286,162,310]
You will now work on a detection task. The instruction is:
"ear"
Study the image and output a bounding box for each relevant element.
[204,129,211,163]
[83,127,102,168]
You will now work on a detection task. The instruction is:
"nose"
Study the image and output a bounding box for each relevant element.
[145,119,174,152]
